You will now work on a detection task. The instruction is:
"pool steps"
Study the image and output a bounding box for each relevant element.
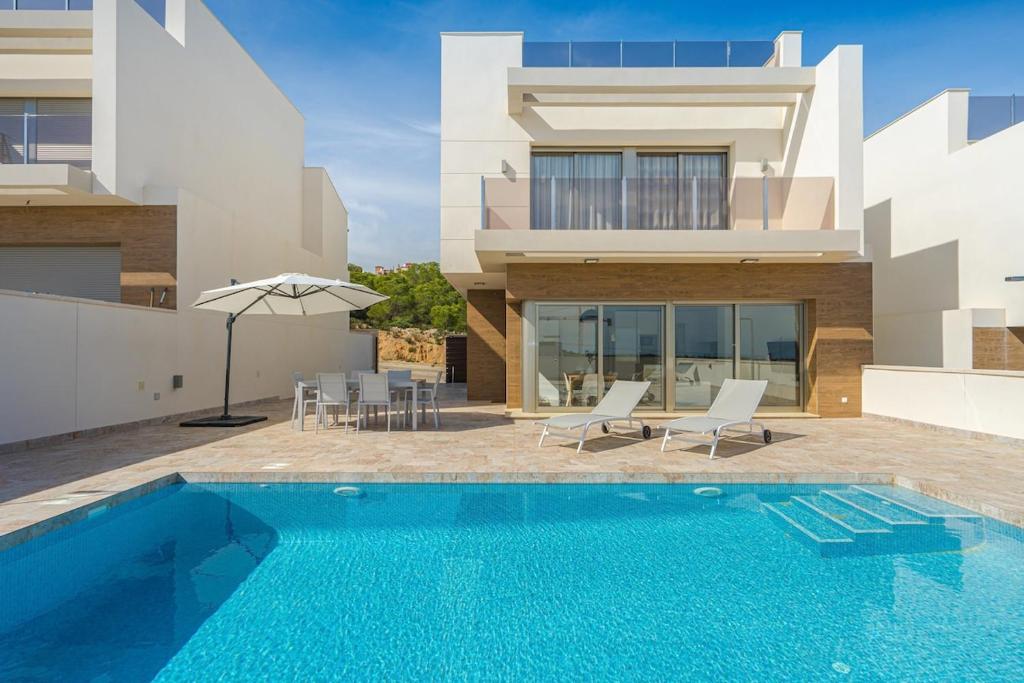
[764,486,984,558]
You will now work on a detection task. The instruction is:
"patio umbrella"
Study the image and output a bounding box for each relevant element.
[181,273,388,428]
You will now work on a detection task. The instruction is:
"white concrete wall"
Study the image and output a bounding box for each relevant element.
[0,1,371,444]
[863,365,1024,441]
[865,90,1024,367]
[440,33,865,289]
[0,289,375,445]
[785,45,863,236]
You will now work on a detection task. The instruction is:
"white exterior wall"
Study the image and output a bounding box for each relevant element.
[863,365,1024,441]
[786,46,864,241]
[0,1,372,445]
[440,33,864,291]
[865,90,1024,367]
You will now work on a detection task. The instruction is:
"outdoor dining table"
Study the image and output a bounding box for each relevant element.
[295,376,425,431]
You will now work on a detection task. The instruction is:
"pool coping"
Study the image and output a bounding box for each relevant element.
[2,470,1022,553]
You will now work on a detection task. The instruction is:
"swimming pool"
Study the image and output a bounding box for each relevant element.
[1,483,1022,680]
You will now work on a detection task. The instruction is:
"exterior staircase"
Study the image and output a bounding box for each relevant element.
[764,485,985,557]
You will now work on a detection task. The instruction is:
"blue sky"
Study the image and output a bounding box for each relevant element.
[203,0,1024,269]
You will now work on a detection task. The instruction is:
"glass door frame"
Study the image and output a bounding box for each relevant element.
[523,300,806,413]
[671,300,806,412]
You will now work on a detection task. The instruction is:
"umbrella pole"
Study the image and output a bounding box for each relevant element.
[221,313,235,419]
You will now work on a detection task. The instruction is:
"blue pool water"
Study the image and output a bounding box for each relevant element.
[1,483,1023,681]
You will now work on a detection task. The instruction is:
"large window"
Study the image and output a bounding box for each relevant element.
[636,152,727,230]
[530,153,622,230]
[533,302,802,412]
[0,98,91,169]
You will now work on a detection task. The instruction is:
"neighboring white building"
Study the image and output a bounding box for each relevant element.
[0,0,372,446]
[865,89,1024,370]
[440,31,871,417]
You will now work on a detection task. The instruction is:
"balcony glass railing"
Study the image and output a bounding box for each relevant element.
[522,40,776,68]
[480,176,835,231]
[968,95,1023,141]
[0,114,92,169]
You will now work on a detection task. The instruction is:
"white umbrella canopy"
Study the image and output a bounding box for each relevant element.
[181,273,387,428]
[192,273,387,316]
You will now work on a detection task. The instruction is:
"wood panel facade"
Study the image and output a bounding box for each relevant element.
[475,262,874,417]
[973,327,1024,371]
[0,206,177,308]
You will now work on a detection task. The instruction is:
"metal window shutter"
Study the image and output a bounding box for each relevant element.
[0,247,121,303]
[36,98,92,166]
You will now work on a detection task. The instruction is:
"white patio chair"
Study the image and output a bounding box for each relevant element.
[417,370,443,429]
[292,371,317,429]
[357,373,403,433]
[659,378,771,458]
[314,373,353,433]
[387,369,414,423]
[536,380,653,454]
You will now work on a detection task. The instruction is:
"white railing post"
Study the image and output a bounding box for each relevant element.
[550,176,557,229]
[762,176,769,231]
[691,176,698,229]
[480,175,486,229]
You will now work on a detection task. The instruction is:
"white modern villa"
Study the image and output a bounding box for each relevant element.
[440,31,869,417]
[0,0,371,447]
[865,89,1024,370]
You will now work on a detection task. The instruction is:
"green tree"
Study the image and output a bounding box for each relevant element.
[348,262,466,334]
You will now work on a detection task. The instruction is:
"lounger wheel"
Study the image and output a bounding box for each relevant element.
[642,425,652,439]
[601,423,610,434]
[763,429,772,444]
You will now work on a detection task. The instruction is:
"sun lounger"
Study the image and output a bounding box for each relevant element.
[536,380,653,454]
[659,379,771,458]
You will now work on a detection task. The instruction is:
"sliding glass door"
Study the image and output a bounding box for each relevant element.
[739,304,801,407]
[603,306,664,408]
[673,305,734,409]
[533,302,801,412]
[536,303,664,409]
[536,305,599,408]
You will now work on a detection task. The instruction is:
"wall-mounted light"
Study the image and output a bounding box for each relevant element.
[740,258,760,264]
[1006,276,1024,282]
[583,258,600,264]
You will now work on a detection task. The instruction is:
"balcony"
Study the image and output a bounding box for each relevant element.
[474,175,858,266]
[0,113,91,168]
[968,95,1022,141]
[481,176,835,231]
[522,40,777,68]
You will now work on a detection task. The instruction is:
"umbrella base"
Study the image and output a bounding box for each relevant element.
[180,415,268,428]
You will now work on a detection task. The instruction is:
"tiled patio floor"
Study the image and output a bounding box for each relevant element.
[2,387,1023,547]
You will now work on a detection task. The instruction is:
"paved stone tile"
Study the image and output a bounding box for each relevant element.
[2,390,1023,547]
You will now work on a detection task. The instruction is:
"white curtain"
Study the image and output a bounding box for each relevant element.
[680,153,727,230]
[531,153,622,230]
[636,154,678,229]
[573,153,621,230]
[531,154,572,229]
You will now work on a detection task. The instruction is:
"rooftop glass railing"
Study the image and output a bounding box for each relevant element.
[1,0,166,25]
[968,95,1022,141]
[522,40,776,68]
[0,114,92,169]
